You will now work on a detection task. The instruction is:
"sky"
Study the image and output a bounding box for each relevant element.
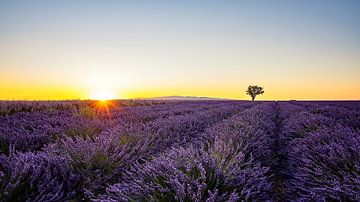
[0,0,359,100]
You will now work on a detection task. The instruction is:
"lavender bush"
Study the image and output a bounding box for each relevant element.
[102,137,269,201]
[288,126,360,201]
[0,152,79,201]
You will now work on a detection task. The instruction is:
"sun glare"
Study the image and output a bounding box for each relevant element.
[90,90,117,101]
[89,89,119,118]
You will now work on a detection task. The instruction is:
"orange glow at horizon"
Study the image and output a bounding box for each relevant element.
[1,81,360,101]
[90,100,117,118]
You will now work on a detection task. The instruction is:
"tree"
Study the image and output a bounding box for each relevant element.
[246,85,264,101]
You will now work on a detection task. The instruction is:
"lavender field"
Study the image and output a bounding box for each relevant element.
[0,100,359,201]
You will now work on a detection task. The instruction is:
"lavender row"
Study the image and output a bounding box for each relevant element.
[0,109,111,154]
[100,103,279,201]
[292,101,360,129]
[279,102,360,201]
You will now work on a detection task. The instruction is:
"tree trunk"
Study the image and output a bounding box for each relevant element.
[252,96,255,101]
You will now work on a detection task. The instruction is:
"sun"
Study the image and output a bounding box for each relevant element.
[89,89,117,101]
[89,90,118,118]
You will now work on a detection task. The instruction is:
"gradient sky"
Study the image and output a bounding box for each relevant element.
[1,0,360,100]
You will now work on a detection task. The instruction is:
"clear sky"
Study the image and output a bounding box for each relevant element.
[1,0,359,100]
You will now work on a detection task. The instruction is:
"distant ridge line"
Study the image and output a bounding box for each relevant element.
[138,96,232,101]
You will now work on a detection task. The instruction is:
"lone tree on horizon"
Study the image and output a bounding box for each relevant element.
[246,85,264,101]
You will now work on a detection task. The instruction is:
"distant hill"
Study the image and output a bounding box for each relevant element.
[144,96,231,100]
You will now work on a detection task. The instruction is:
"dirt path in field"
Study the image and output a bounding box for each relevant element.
[270,102,287,201]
